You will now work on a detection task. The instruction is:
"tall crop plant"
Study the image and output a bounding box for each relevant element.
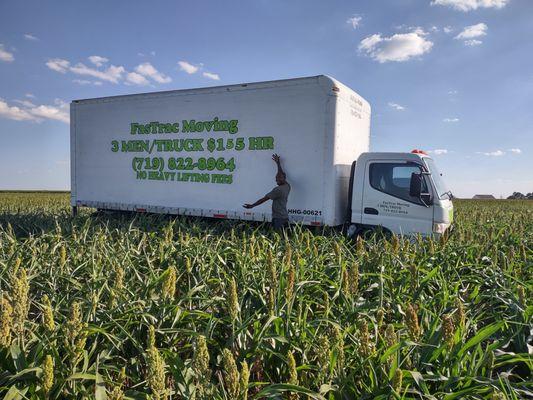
[0,193,531,399]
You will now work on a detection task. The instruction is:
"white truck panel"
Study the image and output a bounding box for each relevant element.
[71,75,371,226]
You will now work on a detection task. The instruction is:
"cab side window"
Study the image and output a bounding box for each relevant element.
[369,163,428,205]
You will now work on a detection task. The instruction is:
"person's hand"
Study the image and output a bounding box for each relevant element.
[272,154,280,163]
[243,204,253,209]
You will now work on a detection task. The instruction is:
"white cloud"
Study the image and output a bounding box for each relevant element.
[73,79,102,86]
[431,149,449,155]
[464,39,483,46]
[126,71,150,86]
[347,16,362,29]
[14,99,36,108]
[509,148,522,154]
[31,104,69,123]
[46,58,70,73]
[0,97,69,124]
[203,72,220,81]
[431,0,509,12]
[388,102,406,111]
[24,34,39,41]
[0,98,35,121]
[358,30,433,63]
[134,62,171,84]
[479,150,505,156]
[25,93,35,99]
[69,63,125,83]
[88,55,109,67]
[448,90,458,95]
[455,23,487,39]
[0,44,15,62]
[48,57,171,86]
[178,61,200,74]
[73,79,91,85]
[443,26,454,34]
[443,117,459,122]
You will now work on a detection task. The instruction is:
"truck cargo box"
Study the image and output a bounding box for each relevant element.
[70,75,371,226]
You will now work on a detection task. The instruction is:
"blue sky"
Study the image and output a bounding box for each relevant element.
[0,0,531,197]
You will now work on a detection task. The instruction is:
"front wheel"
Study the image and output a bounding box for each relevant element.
[346,224,359,238]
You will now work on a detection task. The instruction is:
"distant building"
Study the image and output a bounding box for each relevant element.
[472,194,496,199]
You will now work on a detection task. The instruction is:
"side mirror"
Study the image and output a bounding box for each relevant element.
[410,172,422,197]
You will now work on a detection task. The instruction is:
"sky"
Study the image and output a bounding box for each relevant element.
[0,0,532,198]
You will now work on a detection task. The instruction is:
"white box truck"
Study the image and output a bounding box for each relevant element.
[70,75,453,236]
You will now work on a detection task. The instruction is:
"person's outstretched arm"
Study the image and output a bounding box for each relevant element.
[272,154,285,176]
[243,196,269,209]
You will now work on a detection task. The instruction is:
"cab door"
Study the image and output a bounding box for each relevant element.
[361,160,433,236]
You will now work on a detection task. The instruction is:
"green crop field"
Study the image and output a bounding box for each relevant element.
[0,192,531,399]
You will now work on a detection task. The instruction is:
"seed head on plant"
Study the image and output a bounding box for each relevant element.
[316,334,330,381]
[108,366,126,400]
[334,241,341,264]
[147,325,156,348]
[331,325,345,369]
[356,236,365,254]
[405,303,420,342]
[384,324,396,349]
[42,354,54,396]
[286,262,295,302]
[185,256,192,274]
[41,294,55,333]
[349,263,359,297]
[240,360,250,400]
[146,346,166,399]
[341,267,350,297]
[267,249,278,291]
[323,291,330,315]
[222,349,239,399]
[108,386,124,400]
[267,287,276,316]
[284,244,293,267]
[0,294,13,348]
[11,266,30,336]
[409,265,418,292]
[228,277,239,321]
[114,265,124,293]
[358,319,374,357]
[287,351,299,400]
[517,285,526,306]
[59,246,66,269]
[392,368,403,393]
[442,314,455,348]
[162,266,177,300]
[391,235,400,254]
[193,335,211,380]
[454,297,465,329]
[64,302,87,367]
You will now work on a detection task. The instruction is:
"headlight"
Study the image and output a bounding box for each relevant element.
[433,222,449,234]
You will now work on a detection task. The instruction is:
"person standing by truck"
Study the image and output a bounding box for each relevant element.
[243,154,291,229]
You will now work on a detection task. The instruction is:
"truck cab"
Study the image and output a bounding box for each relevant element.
[348,150,453,237]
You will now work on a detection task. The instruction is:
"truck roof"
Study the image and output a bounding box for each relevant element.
[358,152,432,162]
[71,74,367,107]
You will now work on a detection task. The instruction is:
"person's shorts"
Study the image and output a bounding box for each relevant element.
[272,218,289,230]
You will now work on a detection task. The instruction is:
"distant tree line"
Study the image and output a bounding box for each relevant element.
[507,192,533,199]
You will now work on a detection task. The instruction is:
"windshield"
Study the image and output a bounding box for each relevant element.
[423,157,451,199]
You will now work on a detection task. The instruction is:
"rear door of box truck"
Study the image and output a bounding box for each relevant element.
[71,76,339,225]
